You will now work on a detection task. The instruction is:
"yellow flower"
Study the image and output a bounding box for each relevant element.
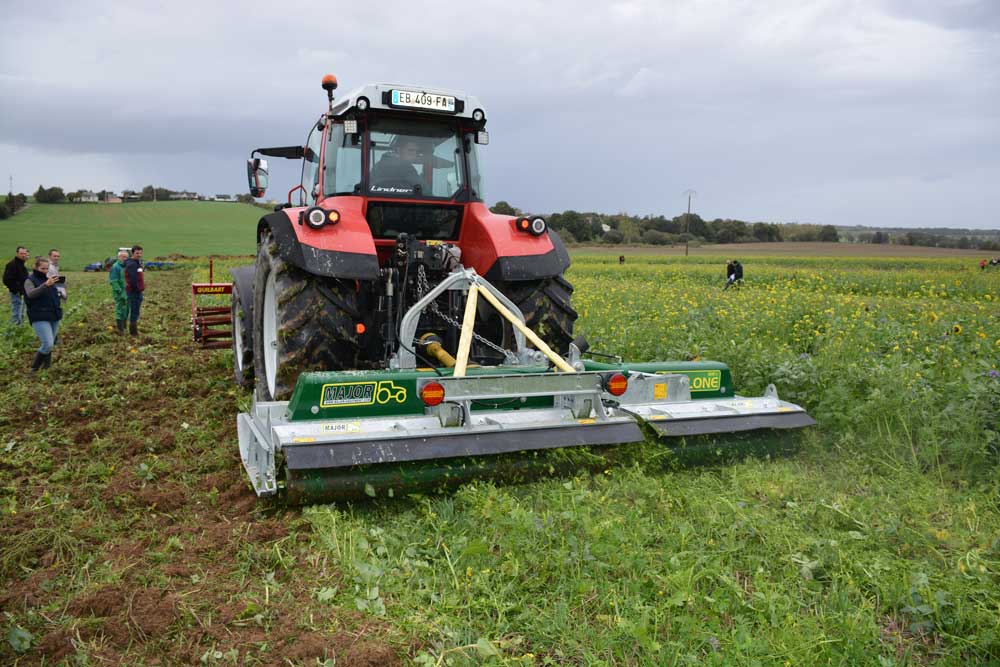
[952,324,962,335]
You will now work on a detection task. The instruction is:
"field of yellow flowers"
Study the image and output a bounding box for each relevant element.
[573,254,999,472]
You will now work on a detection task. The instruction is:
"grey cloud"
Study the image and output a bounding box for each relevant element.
[1,0,998,228]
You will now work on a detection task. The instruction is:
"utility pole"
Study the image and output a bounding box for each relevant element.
[682,189,697,257]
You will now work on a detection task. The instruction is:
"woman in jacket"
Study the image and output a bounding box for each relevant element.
[23,256,62,371]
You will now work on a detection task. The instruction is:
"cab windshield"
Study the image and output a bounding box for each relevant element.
[322,117,485,201]
[367,117,482,200]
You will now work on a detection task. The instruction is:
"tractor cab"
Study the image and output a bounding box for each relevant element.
[248,78,490,244]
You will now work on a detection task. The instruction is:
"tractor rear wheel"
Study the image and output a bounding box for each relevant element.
[231,280,254,388]
[503,275,578,355]
[252,228,363,401]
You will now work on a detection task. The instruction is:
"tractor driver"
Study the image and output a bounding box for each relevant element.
[370,137,424,192]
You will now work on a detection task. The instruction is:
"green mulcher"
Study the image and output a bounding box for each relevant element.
[237,268,814,504]
[232,75,814,504]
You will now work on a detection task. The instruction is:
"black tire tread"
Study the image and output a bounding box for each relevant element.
[253,229,363,400]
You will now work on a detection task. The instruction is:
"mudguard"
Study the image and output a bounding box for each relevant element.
[257,199,379,279]
[459,203,571,281]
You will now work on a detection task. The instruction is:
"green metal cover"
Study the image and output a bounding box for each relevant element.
[581,360,733,398]
[286,365,552,421]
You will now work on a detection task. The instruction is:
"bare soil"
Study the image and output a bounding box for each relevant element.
[0,270,403,666]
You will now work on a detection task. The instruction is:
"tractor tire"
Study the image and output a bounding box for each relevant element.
[231,280,254,388]
[252,228,363,401]
[502,275,578,355]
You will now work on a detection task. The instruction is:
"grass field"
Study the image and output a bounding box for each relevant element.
[0,202,261,270]
[1,209,999,666]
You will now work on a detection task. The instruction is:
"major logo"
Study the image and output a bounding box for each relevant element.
[320,380,408,408]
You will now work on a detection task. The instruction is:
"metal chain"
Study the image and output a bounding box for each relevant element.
[416,265,511,358]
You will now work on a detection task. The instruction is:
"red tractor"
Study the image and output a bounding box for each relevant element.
[233,75,577,400]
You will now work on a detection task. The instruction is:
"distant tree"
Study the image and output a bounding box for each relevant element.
[551,210,593,242]
[66,191,81,203]
[34,185,66,203]
[818,225,839,242]
[713,219,749,244]
[237,193,255,204]
[603,229,624,244]
[618,218,644,244]
[641,229,671,245]
[872,230,890,244]
[0,203,8,220]
[490,200,519,216]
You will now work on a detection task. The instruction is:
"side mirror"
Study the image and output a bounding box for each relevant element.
[247,158,269,198]
[475,131,489,146]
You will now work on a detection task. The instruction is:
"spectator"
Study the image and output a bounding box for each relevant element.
[47,249,67,302]
[124,245,145,336]
[981,259,988,271]
[618,255,625,265]
[24,256,62,371]
[3,246,29,325]
[108,249,129,334]
[724,260,744,291]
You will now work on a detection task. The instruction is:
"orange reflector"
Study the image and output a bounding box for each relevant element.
[420,381,445,406]
[328,210,340,223]
[606,373,628,396]
[355,322,366,334]
[517,217,530,231]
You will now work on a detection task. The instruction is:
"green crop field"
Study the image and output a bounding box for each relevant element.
[1,237,999,664]
[0,202,261,270]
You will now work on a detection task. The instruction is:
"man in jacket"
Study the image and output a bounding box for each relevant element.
[124,245,144,336]
[108,250,129,334]
[3,246,29,325]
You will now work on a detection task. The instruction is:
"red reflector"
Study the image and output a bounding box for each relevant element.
[355,322,366,334]
[421,381,445,406]
[606,373,628,396]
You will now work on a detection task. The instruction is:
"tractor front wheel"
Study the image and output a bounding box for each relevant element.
[252,228,363,401]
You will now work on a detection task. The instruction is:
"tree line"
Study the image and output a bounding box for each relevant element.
[0,192,28,219]
[490,202,1000,251]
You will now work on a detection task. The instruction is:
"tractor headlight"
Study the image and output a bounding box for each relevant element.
[472,108,485,122]
[304,206,339,229]
[356,96,370,111]
[515,216,546,236]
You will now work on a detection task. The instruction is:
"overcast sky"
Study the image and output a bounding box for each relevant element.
[2,0,998,229]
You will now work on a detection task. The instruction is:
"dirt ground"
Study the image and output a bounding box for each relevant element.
[0,271,403,666]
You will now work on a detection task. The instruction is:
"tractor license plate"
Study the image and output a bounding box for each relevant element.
[391,90,456,112]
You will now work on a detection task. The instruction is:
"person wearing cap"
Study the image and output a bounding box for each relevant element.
[108,250,130,334]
